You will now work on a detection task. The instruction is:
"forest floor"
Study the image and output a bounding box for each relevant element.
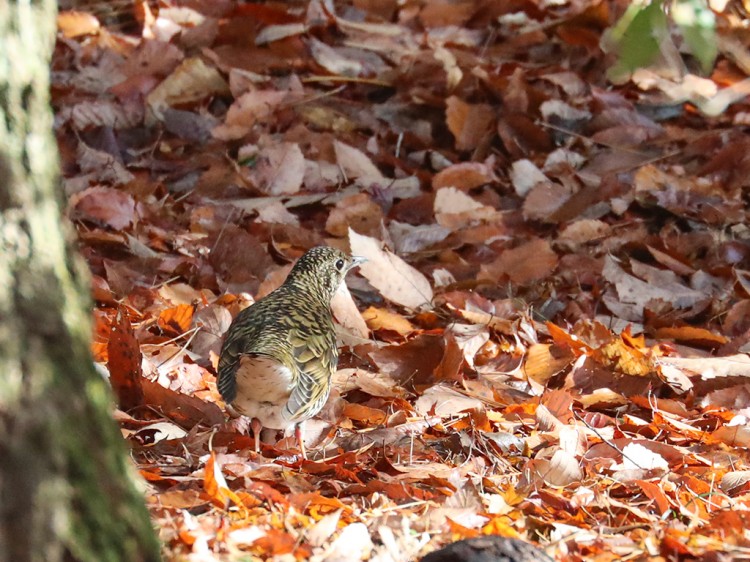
[54,1,750,560]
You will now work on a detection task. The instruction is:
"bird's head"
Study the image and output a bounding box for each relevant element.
[286,246,365,301]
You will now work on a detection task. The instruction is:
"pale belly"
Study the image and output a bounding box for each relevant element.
[232,355,295,430]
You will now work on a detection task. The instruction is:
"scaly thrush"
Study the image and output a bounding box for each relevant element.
[217,246,364,458]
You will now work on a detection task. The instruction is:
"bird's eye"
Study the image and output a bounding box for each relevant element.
[335,258,345,271]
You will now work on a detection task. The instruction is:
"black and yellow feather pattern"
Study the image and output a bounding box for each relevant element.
[217,247,360,426]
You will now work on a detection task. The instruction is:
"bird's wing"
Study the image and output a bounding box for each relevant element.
[217,304,270,403]
[283,323,338,422]
[217,326,250,403]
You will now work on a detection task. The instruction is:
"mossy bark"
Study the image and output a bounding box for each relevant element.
[0,2,161,561]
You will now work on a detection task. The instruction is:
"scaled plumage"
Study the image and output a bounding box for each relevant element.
[217,246,363,457]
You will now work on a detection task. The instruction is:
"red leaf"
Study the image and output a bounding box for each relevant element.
[107,309,144,411]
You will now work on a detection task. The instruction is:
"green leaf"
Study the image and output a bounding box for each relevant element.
[604,0,669,83]
[672,0,717,74]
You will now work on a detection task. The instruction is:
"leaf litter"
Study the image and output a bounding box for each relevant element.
[52,0,750,560]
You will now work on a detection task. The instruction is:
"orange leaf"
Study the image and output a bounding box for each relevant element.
[290,492,350,516]
[203,451,244,512]
[653,325,728,347]
[636,480,671,516]
[57,10,100,38]
[594,337,652,377]
[547,322,591,354]
[158,304,195,336]
[91,309,111,362]
[481,517,520,538]
[523,343,575,385]
[342,403,387,426]
[446,517,480,540]
[361,306,415,336]
[251,529,308,557]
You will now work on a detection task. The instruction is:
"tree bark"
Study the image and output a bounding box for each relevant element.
[0,2,160,561]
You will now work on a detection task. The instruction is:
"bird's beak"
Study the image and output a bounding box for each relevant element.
[350,256,367,269]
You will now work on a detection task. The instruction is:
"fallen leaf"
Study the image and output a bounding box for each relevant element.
[204,452,244,510]
[482,238,559,285]
[69,186,136,230]
[241,142,306,195]
[107,309,144,411]
[361,306,415,336]
[348,229,433,310]
[331,283,369,338]
[414,384,484,417]
[57,10,100,37]
[146,57,229,122]
[445,96,495,151]
[334,140,384,180]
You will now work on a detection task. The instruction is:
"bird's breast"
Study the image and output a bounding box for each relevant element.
[232,355,295,430]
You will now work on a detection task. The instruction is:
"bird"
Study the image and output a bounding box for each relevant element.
[420,537,553,562]
[217,246,365,458]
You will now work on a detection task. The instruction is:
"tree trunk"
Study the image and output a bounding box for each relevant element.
[0,2,161,561]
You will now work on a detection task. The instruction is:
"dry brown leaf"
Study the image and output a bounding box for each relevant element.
[653,326,728,347]
[241,142,305,195]
[326,193,384,237]
[445,96,496,151]
[333,368,407,399]
[342,403,387,425]
[556,220,611,251]
[331,283,369,338]
[432,161,498,191]
[256,23,307,45]
[414,384,484,417]
[348,229,433,310]
[434,187,485,215]
[309,37,366,77]
[541,449,583,487]
[69,100,143,130]
[482,238,558,285]
[146,57,229,122]
[522,182,571,222]
[602,256,706,318]
[612,443,669,471]
[141,376,224,427]
[75,143,135,185]
[255,200,300,226]
[213,89,290,140]
[69,186,136,230]
[660,355,750,382]
[510,159,549,197]
[389,221,450,254]
[204,452,244,511]
[334,140,384,180]
[711,423,750,447]
[720,471,750,495]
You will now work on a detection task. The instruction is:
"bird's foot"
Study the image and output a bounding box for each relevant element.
[224,416,251,435]
[295,423,307,460]
[251,417,263,455]
[222,417,267,457]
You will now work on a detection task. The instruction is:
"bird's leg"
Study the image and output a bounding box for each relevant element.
[294,422,307,460]
[251,417,263,455]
